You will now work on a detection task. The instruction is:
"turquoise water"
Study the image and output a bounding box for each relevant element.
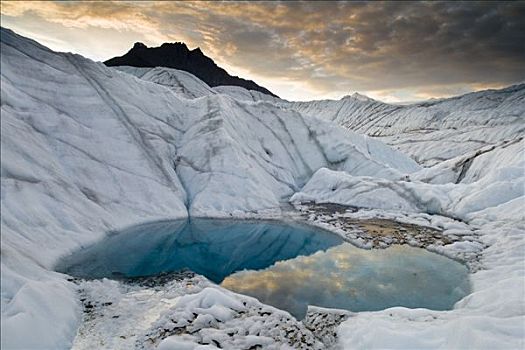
[57,219,470,318]
[57,219,343,282]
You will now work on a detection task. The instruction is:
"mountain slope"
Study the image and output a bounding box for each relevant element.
[134,66,522,167]
[104,42,278,97]
[285,87,525,166]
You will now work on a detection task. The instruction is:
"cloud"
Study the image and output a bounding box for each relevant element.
[1,1,524,101]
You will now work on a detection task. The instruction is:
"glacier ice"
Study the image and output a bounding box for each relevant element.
[0,27,418,349]
[1,26,524,349]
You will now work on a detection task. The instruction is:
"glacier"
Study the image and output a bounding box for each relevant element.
[1,26,524,349]
[284,86,525,167]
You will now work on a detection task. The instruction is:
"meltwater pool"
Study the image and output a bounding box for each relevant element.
[57,219,470,318]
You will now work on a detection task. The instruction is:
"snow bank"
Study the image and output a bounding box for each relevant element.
[293,137,524,222]
[140,287,322,349]
[0,279,79,349]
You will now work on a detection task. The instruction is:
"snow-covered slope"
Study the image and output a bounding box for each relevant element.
[115,66,283,104]
[292,139,524,222]
[135,67,523,168]
[286,87,525,166]
[0,28,420,349]
[213,85,283,104]
[114,66,218,99]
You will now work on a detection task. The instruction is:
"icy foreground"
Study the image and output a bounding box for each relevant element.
[1,27,524,349]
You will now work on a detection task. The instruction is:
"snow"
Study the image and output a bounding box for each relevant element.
[1,26,524,349]
[0,280,79,350]
[70,274,204,349]
[151,66,524,169]
[114,66,218,99]
[285,85,524,166]
[292,137,524,222]
[213,85,283,104]
[70,273,331,349]
[157,338,216,350]
[140,286,324,349]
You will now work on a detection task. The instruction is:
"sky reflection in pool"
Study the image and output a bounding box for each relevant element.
[222,243,470,318]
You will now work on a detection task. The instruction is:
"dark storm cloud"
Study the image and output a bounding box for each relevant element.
[191,1,525,94]
[2,1,524,100]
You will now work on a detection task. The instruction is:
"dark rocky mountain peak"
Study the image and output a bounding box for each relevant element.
[104,42,278,97]
[132,42,147,50]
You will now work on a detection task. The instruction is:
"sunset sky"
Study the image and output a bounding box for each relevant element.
[1,1,524,102]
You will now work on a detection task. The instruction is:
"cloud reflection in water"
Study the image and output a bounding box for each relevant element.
[222,244,470,319]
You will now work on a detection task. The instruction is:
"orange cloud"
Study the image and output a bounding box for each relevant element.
[2,1,524,102]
